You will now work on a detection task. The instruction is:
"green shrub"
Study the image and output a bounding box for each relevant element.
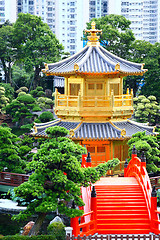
[47,222,66,240]
[39,111,54,123]
[32,106,42,112]
[2,235,57,240]
[18,92,26,97]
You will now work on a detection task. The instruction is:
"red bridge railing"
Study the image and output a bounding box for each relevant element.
[124,146,160,235]
[0,172,29,187]
[71,153,97,237]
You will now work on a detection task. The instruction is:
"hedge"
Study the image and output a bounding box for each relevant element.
[1,235,57,240]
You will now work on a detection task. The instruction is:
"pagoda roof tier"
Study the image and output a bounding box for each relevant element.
[32,119,155,140]
[43,45,147,77]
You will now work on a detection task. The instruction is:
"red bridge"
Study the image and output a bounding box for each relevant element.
[71,147,160,236]
[0,147,160,236]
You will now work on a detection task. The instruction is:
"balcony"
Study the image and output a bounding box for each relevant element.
[54,90,134,121]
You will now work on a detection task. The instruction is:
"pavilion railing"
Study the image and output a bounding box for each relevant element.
[55,89,133,110]
[124,146,160,235]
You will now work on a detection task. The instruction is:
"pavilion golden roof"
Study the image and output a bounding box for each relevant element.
[42,22,147,77]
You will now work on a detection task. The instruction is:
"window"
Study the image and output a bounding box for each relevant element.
[70,39,75,43]
[110,83,119,95]
[70,45,75,49]
[88,83,94,90]
[70,2,75,6]
[70,84,80,96]
[70,27,75,31]
[48,13,52,17]
[97,147,105,153]
[48,7,52,11]
[87,147,95,153]
[96,84,102,90]
[70,14,75,18]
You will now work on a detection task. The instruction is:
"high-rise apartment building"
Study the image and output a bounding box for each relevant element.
[107,0,159,44]
[0,0,17,24]
[55,0,89,55]
[5,0,89,55]
[89,0,108,20]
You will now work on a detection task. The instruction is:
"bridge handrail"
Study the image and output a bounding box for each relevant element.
[124,148,159,234]
[0,172,29,187]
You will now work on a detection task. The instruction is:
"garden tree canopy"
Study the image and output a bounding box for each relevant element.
[5,93,36,126]
[0,23,17,84]
[13,13,64,88]
[13,126,119,236]
[133,95,160,125]
[12,65,33,90]
[0,126,26,173]
[0,86,10,113]
[85,14,135,59]
[0,83,14,102]
[125,41,160,99]
[128,131,160,173]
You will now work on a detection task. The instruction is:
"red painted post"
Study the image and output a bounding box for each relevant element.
[70,217,80,237]
[151,186,159,233]
[70,201,80,237]
[141,151,146,175]
[82,154,87,168]
[91,186,97,232]
[132,145,137,161]
[86,152,91,167]
[124,159,128,177]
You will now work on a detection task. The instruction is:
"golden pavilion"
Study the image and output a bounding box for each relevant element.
[32,22,155,171]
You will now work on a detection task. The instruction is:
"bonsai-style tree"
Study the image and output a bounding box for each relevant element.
[128,131,160,173]
[0,126,26,173]
[5,93,36,126]
[13,126,119,235]
[0,86,10,113]
[133,95,160,125]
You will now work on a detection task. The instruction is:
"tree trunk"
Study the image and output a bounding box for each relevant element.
[28,212,47,236]
[33,67,41,89]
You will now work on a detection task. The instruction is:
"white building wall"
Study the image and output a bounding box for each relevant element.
[0,0,17,24]
[55,0,89,55]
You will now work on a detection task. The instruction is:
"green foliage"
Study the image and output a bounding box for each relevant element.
[0,83,14,101]
[37,97,53,110]
[20,124,33,132]
[12,65,33,90]
[85,14,135,59]
[0,86,9,112]
[13,126,119,235]
[1,236,57,240]
[32,106,42,112]
[133,95,160,125]
[38,112,54,123]
[46,126,69,138]
[13,13,63,88]
[124,41,160,99]
[0,24,17,84]
[128,131,160,173]
[16,87,28,94]
[0,126,26,173]
[47,222,65,240]
[30,87,45,98]
[0,214,22,236]
[5,94,36,126]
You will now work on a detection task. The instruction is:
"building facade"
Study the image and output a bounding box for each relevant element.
[0,0,17,24]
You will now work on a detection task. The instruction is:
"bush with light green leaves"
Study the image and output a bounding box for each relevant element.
[133,95,160,125]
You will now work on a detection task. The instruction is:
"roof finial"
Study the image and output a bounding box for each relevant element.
[85,21,102,47]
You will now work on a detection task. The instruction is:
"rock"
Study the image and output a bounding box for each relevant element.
[22,221,35,235]
[49,216,63,225]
